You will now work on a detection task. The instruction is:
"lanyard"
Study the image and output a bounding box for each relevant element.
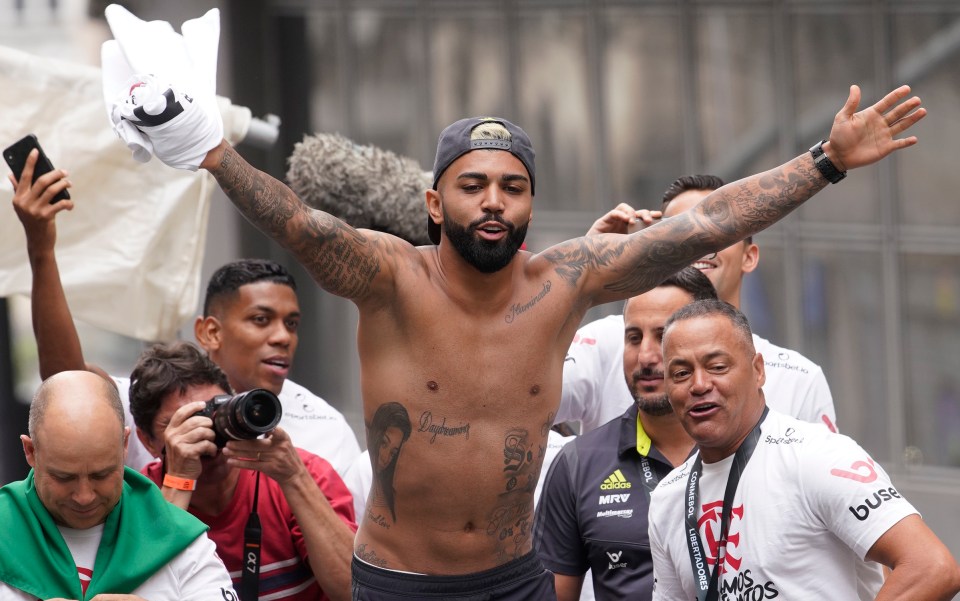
[636,412,660,501]
[684,406,768,601]
[240,472,263,601]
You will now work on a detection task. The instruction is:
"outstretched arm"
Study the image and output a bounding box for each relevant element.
[10,150,85,379]
[201,142,408,304]
[541,84,925,306]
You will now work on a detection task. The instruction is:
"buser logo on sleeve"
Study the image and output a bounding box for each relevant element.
[600,469,632,490]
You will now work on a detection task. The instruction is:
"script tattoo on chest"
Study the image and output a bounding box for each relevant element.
[505,280,552,323]
[417,411,470,443]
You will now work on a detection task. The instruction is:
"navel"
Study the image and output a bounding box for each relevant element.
[463,521,475,533]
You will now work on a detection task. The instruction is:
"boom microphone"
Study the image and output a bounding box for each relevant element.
[286,133,433,246]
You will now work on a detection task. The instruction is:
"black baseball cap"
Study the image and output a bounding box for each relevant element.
[428,117,536,245]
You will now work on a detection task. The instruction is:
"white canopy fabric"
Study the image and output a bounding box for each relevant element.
[0,45,250,341]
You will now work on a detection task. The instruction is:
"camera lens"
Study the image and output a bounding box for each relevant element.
[244,391,281,429]
[208,389,282,445]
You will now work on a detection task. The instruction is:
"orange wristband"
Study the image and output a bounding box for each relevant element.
[162,473,197,491]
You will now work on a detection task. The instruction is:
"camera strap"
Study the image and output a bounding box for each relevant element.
[240,471,263,601]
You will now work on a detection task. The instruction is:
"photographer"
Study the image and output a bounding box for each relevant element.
[10,147,360,476]
[129,341,356,601]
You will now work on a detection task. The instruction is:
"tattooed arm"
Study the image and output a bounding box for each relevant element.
[540,84,925,306]
[200,142,407,303]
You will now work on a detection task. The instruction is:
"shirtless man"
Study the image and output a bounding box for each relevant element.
[122,77,923,598]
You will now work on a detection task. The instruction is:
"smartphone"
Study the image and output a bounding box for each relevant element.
[3,134,71,204]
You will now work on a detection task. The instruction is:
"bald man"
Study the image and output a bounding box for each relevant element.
[0,371,237,601]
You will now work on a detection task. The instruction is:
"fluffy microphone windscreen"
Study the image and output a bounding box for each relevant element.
[286,133,433,246]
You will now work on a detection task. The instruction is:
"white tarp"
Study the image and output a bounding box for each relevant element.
[0,45,246,341]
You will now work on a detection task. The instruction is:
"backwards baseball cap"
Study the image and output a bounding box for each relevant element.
[428,117,536,244]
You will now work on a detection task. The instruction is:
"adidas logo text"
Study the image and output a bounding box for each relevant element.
[600,469,632,490]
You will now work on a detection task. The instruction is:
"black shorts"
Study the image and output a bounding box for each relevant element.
[351,551,555,600]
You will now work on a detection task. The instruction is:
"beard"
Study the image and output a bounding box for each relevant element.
[442,208,528,273]
[629,367,674,417]
[635,393,673,417]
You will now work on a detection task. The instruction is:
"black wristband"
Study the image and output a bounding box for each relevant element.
[809,140,846,184]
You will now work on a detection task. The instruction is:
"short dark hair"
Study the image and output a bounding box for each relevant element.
[661,175,752,245]
[663,299,755,354]
[624,267,717,316]
[661,174,725,206]
[203,259,297,316]
[660,267,718,302]
[129,341,232,439]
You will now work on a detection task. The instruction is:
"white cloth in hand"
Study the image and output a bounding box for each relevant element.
[101,4,223,171]
[109,74,222,171]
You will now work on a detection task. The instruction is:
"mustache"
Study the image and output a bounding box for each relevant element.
[632,366,664,381]
[469,213,513,230]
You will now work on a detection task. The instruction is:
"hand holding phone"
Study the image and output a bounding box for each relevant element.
[4,134,71,204]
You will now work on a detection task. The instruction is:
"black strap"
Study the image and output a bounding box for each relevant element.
[240,472,263,601]
[637,454,660,502]
[685,406,768,601]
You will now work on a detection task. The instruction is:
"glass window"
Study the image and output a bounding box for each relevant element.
[601,8,685,209]
[893,13,960,228]
[741,240,789,345]
[516,9,597,211]
[791,10,881,224]
[696,9,778,173]
[799,249,889,457]
[902,253,960,468]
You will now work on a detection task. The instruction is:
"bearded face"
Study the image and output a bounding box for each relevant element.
[442,207,527,273]
[630,365,674,417]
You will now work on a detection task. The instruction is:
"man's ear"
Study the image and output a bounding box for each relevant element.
[195,315,223,352]
[21,435,36,468]
[136,427,163,460]
[425,189,442,229]
[741,242,760,275]
[753,351,766,389]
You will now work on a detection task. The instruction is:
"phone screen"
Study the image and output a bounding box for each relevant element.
[3,134,71,203]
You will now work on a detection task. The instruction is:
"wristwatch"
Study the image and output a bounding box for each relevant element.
[809,140,846,184]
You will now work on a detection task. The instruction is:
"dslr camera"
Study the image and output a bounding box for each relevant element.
[194,389,282,447]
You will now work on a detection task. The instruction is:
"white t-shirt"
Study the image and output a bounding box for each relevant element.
[0,526,236,601]
[342,430,574,520]
[648,410,915,600]
[114,376,361,476]
[558,314,838,433]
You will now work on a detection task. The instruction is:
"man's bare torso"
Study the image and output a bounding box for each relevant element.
[353,247,585,575]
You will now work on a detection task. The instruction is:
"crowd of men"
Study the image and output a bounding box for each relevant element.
[2,75,960,601]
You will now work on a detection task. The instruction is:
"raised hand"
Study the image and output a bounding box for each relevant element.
[10,149,73,253]
[222,426,305,485]
[826,84,926,172]
[162,400,218,480]
[586,202,662,236]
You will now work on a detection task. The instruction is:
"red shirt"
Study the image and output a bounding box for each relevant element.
[145,448,356,600]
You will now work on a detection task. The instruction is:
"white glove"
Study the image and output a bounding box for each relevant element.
[101,4,223,171]
[109,74,222,171]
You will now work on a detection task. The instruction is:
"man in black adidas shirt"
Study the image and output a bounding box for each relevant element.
[534,268,715,600]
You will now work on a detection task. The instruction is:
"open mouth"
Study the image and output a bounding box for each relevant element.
[688,403,719,417]
[476,222,507,239]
